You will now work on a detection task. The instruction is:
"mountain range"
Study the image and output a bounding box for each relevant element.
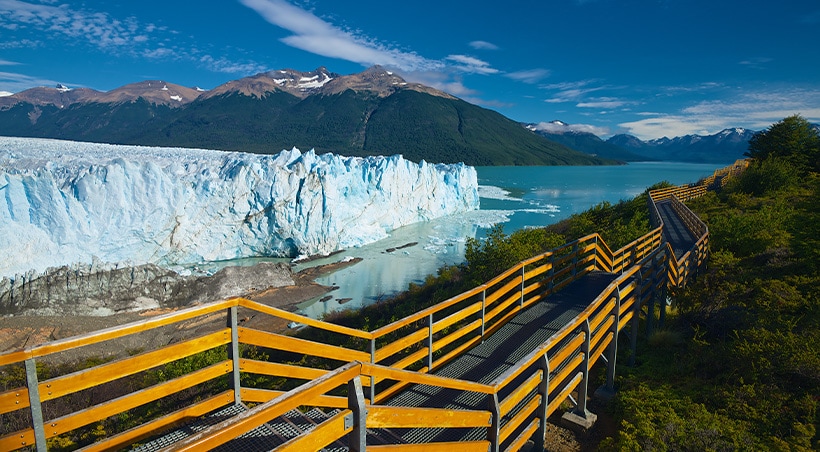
[530,121,759,164]
[0,66,609,167]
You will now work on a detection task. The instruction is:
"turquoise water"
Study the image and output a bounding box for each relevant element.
[294,162,719,319]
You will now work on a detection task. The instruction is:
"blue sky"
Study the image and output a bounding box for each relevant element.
[1,0,818,140]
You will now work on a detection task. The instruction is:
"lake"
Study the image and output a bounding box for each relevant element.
[289,161,721,319]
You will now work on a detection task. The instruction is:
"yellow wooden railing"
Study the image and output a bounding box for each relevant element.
[0,159,749,452]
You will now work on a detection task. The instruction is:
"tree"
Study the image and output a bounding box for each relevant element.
[746,114,820,173]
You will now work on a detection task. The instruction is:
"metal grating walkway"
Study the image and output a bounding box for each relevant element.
[386,271,618,445]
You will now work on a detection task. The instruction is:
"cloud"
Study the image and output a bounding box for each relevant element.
[618,115,728,140]
[0,0,141,51]
[0,71,62,93]
[240,0,440,72]
[619,87,820,139]
[541,79,604,103]
[0,59,21,65]
[506,69,550,84]
[199,55,268,75]
[0,38,39,49]
[0,0,267,78]
[577,98,629,109]
[739,57,773,69]
[469,40,498,50]
[445,55,499,74]
[532,121,610,136]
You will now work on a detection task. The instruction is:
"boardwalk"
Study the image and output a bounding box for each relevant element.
[3,163,739,452]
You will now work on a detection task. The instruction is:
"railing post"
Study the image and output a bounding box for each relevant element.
[548,255,555,293]
[427,313,434,371]
[536,354,550,446]
[571,242,579,277]
[573,320,592,417]
[348,376,367,452]
[629,270,642,367]
[488,393,501,452]
[520,264,525,308]
[599,287,620,397]
[25,358,47,452]
[481,289,486,341]
[369,338,376,404]
[227,306,242,405]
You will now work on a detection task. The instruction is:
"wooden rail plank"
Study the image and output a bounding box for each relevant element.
[274,409,352,452]
[368,442,491,452]
[500,395,541,443]
[371,287,484,338]
[499,370,542,417]
[547,373,582,418]
[549,353,585,395]
[78,391,234,452]
[240,388,348,408]
[382,346,428,372]
[431,319,481,356]
[166,362,362,452]
[367,406,491,428]
[42,329,231,402]
[0,427,35,452]
[0,387,29,415]
[237,298,372,340]
[362,362,495,394]
[27,300,235,359]
[432,301,482,334]
[375,328,429,362]
[238,327,369,363]
[507,418,540,452]
[239,359,327,381]
[46,361,231,438]
[549,334,585,370]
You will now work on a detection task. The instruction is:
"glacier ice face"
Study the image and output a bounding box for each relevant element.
[0,137,479,279]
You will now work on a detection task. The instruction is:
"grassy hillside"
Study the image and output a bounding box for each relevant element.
[601,158,819,451]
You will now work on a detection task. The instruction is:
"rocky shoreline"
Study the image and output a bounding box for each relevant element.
[0,258,361,355]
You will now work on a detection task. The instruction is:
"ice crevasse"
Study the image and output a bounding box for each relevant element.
[0,137,479,279]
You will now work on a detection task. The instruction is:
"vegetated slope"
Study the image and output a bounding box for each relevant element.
[601,163,820,447]
[0,66,612,166]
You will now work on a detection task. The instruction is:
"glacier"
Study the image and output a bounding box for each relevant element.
[0,137,479,280]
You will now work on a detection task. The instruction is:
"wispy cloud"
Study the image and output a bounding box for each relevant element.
[0,70,61,93]
[577,98,630,109]
[619,87,820,139]
[0,0,146,51]
[469,40,498,50]
[543,80,605,103]
[0,59,21,66]
[0,0,267,77]
[506,69,551,84]
[239,0,440,72]
[531,121,610,136]
[739,57,773,70]
[445,55,499,74]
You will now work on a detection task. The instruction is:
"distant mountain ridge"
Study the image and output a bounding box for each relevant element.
[526,121,651,162]
[0,66,608,167]
[529,120,760,163]
[606,127,758,163]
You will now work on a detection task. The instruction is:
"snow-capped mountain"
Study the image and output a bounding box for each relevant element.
[607,128,757,163]
[0,137,479,280]
[0,66,602,166]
